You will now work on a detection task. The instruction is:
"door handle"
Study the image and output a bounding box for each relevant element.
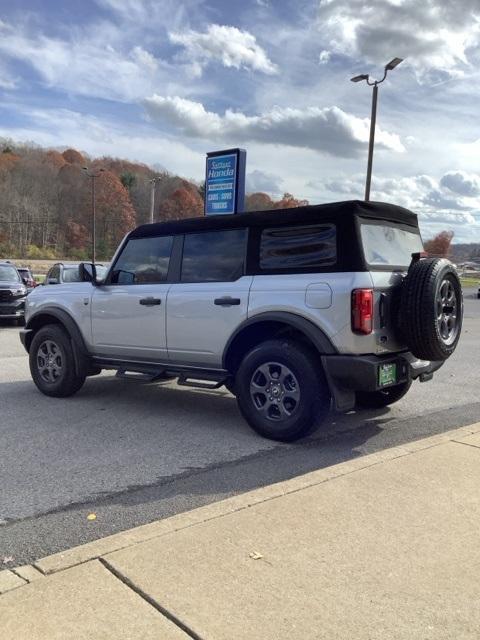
[214,297,241,306]
[139,297,161,306]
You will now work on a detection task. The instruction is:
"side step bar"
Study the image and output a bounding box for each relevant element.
[177,373,228,390]
[96,358,230,390]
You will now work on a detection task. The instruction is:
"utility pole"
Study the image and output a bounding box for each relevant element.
[83,167,104,263]
[149,177,161,224]
[351,57,403,201]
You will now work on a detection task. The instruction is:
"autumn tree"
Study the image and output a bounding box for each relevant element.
[158,187,204,221]
[424,230,454,257]
[246,192,275,211]
[272,193,309,209]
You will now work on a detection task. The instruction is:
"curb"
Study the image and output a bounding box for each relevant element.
[2,422,480,594]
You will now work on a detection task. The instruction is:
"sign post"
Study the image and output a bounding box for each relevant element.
[205,148,246,215]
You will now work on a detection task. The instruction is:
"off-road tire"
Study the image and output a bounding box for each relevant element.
[398,258,462,361]
[356,379,412,409]
[29,324,86,397]
[235,339,330,442]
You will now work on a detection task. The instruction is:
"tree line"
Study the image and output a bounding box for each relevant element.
[0,140,309,261]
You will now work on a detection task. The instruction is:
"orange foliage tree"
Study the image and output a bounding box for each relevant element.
[158,187,204,221]
[424,230,454,257]
[272,193,309,209]
[246,192,275,211]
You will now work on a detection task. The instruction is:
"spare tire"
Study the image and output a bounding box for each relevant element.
[398,257,462,361]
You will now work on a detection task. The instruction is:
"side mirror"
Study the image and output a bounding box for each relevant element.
[79,262,98,285]
[47,278,59,285]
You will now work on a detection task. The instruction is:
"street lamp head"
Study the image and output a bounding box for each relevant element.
[350,74,369,83]
[385,57,403,71]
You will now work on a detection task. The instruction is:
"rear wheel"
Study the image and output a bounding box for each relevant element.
[235,339,330,442]
[356,379,412,409]
[29,324,86,397]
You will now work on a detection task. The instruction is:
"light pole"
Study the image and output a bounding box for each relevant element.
[83,167,104,263]
[148,176,161,224]
[351,57,403,201]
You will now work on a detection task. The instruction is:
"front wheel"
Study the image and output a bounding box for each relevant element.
[356,379,412,409]
[29,324,86,397]
[235,339,330,442]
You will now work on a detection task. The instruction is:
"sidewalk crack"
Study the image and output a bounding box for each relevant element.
[98,557,204,640]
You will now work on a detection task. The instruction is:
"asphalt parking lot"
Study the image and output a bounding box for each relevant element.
[1,289,479,568]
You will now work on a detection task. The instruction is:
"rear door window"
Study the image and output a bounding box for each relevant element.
[260,224,336,270]
[181,229,246,282]
[360,223,423,267]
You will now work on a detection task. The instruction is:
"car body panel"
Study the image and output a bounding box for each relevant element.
[166,276,253,366]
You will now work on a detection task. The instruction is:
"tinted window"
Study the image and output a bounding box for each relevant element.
[361,223,423,267]
[48,266,60,282]
[111,236,173,284]
[260,224,336,270]
[0,265,20,282]
[63,267,82,283]
[181,230,246,282]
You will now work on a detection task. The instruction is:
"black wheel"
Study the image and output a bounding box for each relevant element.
[356,379,412,409]
[398,258,462,361]
[235,339,330,442]
[29,324,86,397]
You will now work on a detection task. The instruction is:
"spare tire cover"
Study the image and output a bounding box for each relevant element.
[398,257,462,361]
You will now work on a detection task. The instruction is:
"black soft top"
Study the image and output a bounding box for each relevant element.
[130,200,418,239]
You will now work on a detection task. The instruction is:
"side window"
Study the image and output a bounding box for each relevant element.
[110,236,173,284]
[48,266,60,282]
[181,229,246,282]
[260,224,336,270]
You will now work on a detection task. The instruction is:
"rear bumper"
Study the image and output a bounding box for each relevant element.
[322,352,444,411]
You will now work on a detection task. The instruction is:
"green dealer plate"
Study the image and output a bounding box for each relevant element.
[379,363,397,387]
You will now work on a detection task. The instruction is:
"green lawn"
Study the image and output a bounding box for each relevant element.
[460,277,480,288]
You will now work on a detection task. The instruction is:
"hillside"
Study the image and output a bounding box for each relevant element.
[0,139,307,260]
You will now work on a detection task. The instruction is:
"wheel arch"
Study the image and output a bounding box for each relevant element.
[24,308,90,376]
[223,312,337,374]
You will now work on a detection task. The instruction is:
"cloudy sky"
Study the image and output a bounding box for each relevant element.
[0,0,479,241]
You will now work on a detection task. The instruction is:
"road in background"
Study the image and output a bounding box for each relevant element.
[1,289,478,567]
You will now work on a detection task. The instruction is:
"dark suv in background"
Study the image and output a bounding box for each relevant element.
[0,262,28,324]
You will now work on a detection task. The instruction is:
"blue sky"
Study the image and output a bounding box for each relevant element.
[0,0,480,241]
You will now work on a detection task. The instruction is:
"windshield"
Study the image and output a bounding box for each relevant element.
[0,265,21,282]
[361,223,423,267]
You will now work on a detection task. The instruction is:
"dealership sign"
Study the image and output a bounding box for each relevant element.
[205,148,246,215]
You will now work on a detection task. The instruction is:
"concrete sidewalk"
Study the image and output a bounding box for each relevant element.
[2,424,480,640]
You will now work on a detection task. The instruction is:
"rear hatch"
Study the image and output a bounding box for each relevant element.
[358,218,424,354]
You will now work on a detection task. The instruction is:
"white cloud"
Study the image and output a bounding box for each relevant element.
[0,20,170,102]
[143,95,405,156]
[317,0,480,79]
[440,171,480,197]
[316,171,480,241]
[0,106,204,179]
[246,169,283,194]
[318,50,331,65]
[169,24,278,76]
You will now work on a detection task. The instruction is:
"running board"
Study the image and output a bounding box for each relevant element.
[115,368,166,382]
[177,373,228,390]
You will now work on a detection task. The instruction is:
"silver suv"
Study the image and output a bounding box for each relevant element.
[20,201,463,441]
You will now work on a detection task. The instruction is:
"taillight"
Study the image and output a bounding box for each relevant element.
[352,288,373,335]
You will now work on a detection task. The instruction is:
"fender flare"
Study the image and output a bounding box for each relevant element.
[25,307,90,376]
[222,311,337,369]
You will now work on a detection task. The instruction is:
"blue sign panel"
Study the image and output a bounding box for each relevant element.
[205,149,246,215]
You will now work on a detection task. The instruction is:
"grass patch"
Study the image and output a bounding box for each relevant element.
[460,277,480,288]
